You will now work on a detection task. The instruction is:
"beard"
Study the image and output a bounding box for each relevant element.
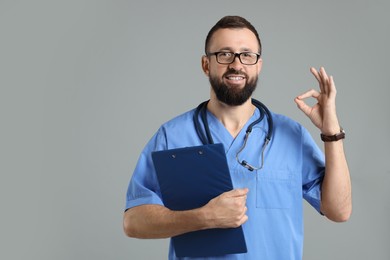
[209,68,258,106]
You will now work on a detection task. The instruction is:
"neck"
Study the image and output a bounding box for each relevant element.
[207,95,255,138]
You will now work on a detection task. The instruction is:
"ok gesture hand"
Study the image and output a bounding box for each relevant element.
[294,67,341,135]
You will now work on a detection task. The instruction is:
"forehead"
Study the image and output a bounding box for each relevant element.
[208,28,259,52]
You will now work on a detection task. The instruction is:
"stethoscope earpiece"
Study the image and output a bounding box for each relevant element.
[240,160,254,172]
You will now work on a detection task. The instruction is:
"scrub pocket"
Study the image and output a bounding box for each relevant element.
[256,170,293,209]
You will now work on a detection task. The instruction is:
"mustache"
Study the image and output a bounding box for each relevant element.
[223,68,248,78]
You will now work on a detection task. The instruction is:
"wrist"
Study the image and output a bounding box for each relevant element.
[320,128,345,142]
[196,205,214,230]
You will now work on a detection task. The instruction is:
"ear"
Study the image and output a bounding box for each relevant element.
[201,55,210,76]
[257,58,263,75]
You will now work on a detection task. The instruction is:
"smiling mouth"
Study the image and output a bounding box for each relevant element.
[226,76,245,80]
[225,74,246,84]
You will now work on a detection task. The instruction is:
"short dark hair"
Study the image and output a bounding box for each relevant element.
[205,16,262,55]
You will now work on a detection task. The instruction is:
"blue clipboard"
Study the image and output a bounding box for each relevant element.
[152,143,247,257]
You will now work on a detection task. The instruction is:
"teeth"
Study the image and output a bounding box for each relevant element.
[227,76,244,80]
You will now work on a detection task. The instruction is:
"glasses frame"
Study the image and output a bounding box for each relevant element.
[207,51,261,65]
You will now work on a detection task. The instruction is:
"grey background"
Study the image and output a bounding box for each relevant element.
[1,0,389,259]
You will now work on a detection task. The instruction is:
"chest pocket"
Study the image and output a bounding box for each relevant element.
[256,170,294,209]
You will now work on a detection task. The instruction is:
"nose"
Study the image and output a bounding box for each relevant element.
[228,54,244,70]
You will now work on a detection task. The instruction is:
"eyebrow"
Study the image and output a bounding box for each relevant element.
[217,47,255,53]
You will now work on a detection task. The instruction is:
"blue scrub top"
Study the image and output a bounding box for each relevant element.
[126,106,325,260]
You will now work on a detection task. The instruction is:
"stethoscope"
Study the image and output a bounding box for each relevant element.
[193,98,273,171]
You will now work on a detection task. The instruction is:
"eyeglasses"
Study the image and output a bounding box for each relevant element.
[207,52,261,65]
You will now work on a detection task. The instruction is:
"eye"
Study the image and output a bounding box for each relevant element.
[242,52,255,58]
[219,52,233,57]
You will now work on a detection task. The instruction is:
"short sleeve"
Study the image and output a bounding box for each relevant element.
[125,128,168,211]
[301,127,325,213]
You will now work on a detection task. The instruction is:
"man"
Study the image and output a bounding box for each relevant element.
[123,16,352,259]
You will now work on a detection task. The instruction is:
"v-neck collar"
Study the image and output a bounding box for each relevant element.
[205,108,261,154]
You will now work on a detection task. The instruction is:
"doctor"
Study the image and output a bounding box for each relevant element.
[123,16,352,259]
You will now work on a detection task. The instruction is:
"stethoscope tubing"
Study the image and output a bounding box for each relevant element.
[193,98,273,171]
[193,98,273,146]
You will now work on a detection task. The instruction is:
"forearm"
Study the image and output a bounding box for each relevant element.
[320,140,352,222]
[123,204,209,239]
[123,189,248,239]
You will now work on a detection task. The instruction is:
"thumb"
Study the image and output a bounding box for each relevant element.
[228,188,249,197]
[294,97,311,116]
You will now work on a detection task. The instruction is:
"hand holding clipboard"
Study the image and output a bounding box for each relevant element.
[152,143,248,257]
[201,188,248,229]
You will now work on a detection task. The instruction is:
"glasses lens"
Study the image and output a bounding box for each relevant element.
[240,53,258,65]
[216,52,234,64]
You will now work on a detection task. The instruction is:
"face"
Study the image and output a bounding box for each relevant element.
[202,28,262,106]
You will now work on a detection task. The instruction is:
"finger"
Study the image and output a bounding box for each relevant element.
[310,67,325,93]
[327,75,337,98]
[294,97,312,117]
[310,67,321,81]
[241,214,248,224]
[237,205,248,218]
[319,67,331,93]
[294,89,320,116]
[296,89,320,100]
[240,207,249,221]
[320,69,339,103]
[226,188,249,197]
